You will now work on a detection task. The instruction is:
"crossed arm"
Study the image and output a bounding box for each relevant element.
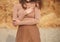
[13,4,41,26]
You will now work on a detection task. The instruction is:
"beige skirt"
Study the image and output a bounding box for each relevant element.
[16,25,41,42]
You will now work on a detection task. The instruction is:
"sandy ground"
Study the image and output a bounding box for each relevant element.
[0,27,60,42]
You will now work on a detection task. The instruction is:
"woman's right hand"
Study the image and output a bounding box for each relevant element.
[25,7,34,14]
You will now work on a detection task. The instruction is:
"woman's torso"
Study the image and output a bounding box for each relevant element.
[17,3,35,18]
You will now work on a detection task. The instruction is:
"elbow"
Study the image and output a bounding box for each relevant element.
[12,18,17,21]
[34,19,39,24]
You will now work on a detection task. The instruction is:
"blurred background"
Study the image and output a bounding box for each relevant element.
[0,0,60,42]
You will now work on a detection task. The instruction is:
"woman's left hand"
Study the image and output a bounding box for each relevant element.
[13,19,20,26]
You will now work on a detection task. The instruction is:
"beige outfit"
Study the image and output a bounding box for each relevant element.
[16,7,41,42]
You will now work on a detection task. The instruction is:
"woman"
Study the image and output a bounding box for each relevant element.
[13,0,42,42]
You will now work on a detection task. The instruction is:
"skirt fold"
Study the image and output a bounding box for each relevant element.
[16,25,41,42]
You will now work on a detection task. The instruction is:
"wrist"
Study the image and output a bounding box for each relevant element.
[24,11,28,15]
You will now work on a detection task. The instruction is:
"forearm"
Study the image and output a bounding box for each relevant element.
[19,18,38,25]
[18,11,27,20]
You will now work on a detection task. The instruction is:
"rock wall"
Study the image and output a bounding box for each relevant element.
[0,0,60,29]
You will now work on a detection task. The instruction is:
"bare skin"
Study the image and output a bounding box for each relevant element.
[13,3,41,26]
